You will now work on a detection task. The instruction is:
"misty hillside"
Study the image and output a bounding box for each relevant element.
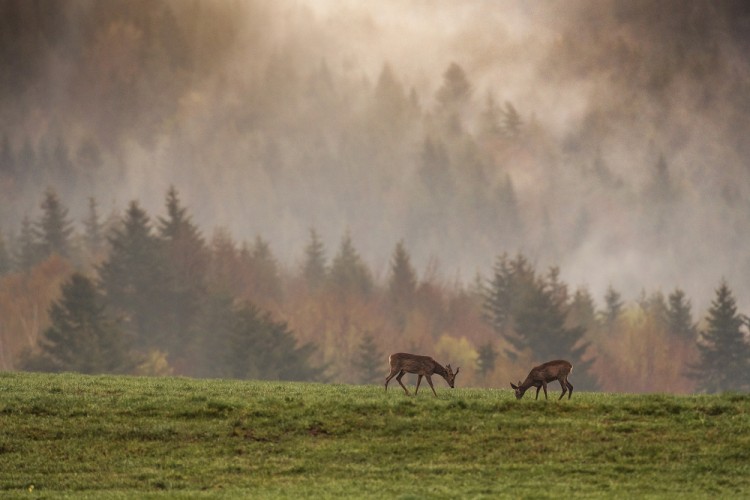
[2,0,750,309]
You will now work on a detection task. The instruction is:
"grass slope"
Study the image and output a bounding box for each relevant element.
[1,372,749,498]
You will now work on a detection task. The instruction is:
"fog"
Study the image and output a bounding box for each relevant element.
[2,0,750,311]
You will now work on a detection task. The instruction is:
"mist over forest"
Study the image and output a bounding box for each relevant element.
[3,0,750,311]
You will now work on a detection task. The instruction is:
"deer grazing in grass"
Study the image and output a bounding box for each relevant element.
[511,359,573,400]
[385,353,460,396]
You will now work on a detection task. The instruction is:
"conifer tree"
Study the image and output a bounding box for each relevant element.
[84,197,103,250]
[35,188,74,259]
[22,273,133,374]
[476,341,498,379]
[329,231,372,298]
[248,235,282,305]
[15,215,40,271]
[156,186,209,357]
[483,253,536,350]
[388,240,417,329]
[691,282,750,393]
[435,62,472,136]
[667,288,697,339]
[224,302,323,381]
[98,201,170,351]
[601,285,624,330]
[354,332,383,384]
[303,228,327,292]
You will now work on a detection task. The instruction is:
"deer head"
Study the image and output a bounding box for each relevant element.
[510,381,525,399]
[445,364,460,388]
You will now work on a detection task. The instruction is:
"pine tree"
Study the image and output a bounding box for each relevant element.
[483,253,536,352]
[667,288,697,340]
[476,341,498,379]
[224,302,323,381]
[83,197,104,256]
[248,236,282,305]
[15,215,41,271]
[22,273,133,374]
[601,285,624,330]
[691,282,750,393]
[98,201,170,351]
[303,228,327,292]
[329,231,373,298]
[354,332,383,384]
[435,62,472,136]
[156,186,209,359]
[388,240,417,330]
[35,188,74,259]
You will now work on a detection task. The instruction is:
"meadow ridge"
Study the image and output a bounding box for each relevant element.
[0,372,749,498]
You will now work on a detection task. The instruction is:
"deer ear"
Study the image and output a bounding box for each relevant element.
[454,367,460,375]
[510,382,517,389]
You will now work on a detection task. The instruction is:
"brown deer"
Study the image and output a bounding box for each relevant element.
[385,353,459,396]
[511,359,573,400]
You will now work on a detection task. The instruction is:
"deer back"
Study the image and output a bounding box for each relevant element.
[527,359,572,384]
[389,353,439,375]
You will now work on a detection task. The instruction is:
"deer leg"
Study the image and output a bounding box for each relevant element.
[541,381,548,399]
[534,385,541,400]
[426,375,438,396]
[567,380,574,399]
[395,370,410,395]
[415,375,423,394]
[558,378,567,400]
[385,369,398,391]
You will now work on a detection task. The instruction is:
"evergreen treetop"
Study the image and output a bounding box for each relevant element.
[692,281,750,393]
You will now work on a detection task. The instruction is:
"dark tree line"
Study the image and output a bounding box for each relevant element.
[18,187,323,381]
[4,187,750,392]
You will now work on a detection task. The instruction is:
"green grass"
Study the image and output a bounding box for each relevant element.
[1,372,749,498]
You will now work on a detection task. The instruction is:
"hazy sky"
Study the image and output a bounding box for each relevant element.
[3,0,750,312]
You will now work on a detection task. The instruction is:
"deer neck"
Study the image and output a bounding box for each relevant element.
[520,377,537,391]
[432,363,448,379]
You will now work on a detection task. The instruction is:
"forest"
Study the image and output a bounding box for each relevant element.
[0,186,749,393]
[2,1,750,392]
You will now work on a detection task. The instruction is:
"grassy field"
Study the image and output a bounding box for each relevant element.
[1,372,749,498]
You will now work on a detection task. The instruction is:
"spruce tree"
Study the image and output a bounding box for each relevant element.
[156,187,209,357]
[483,253,537,353]
[22,273,133,374]
[476,341,498,379]
[224,302,323,381]
[34,188,74,259]
[667,288,697,339]
[329,231,372,298]
[691,282,750,393]
[601,285,624,330]
[303,228,327,291]
[248,236,282,304]
[388,240,417,329]
[15,215,41,271]
[83,197,104,256]
[98,201,170,351]
[354,332,383,384]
